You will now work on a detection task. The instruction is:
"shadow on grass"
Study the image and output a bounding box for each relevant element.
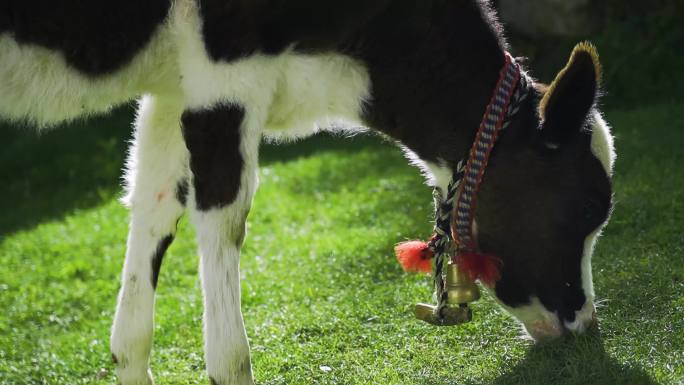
[0,107,134,236]
[0,106,397,236]
[490,332,657,385]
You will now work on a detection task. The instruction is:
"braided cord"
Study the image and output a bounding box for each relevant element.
[428,160,465,314]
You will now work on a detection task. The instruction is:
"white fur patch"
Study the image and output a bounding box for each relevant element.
[0,23,179,127]
[569,110,615,331]
[590,110,616,175]
[491,294,564,340]
[400,148,452,193]
[173,0,370,142]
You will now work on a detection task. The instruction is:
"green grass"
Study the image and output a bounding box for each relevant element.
[1,101,682,385]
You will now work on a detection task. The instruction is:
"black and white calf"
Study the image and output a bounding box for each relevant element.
[1,0,615,384]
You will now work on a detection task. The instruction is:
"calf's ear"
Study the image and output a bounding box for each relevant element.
[538,42,602,148]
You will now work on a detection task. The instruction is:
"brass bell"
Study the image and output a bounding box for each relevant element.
[414,262,480,326]
[445,262,480,305]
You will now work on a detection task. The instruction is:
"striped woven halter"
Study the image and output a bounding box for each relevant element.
[396,52,529,313]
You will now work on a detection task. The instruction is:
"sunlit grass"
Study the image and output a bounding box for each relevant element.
[1,103,682,384]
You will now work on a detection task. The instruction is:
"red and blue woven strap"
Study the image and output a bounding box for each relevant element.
[452,52,521,252]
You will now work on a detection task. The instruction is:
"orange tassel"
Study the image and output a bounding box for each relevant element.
[395,241,434,273]
[456,252,502,286]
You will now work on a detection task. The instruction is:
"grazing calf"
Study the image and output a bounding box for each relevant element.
[1,0,615,384]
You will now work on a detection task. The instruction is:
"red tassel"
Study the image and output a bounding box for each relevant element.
[395,241,434,273]
[456,252,502,286]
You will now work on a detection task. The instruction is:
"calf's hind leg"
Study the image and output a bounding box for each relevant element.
[111,95,188,385]
[181,103,259,385]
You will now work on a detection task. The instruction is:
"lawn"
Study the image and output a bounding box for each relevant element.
[0,99,682,385]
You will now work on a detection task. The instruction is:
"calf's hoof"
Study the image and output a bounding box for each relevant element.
[209,376,255,385]
[208,356,255,385]
[115,364,154,385]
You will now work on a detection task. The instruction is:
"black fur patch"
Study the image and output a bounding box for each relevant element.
[358,1,507,167]
[181,104,245,211]
[176,178,189,206]
[111,353,118,365]
[196,0,505,167]
[151,235,174,289]
[197,0,390,62]
[1,0,170,75]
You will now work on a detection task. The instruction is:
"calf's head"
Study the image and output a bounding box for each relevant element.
[473,44,615,339]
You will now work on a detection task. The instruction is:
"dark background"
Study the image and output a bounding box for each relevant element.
[496,0,683,109]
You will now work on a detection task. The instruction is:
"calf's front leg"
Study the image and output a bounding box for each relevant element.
[182,103,260,385]
[111,95,188,385]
